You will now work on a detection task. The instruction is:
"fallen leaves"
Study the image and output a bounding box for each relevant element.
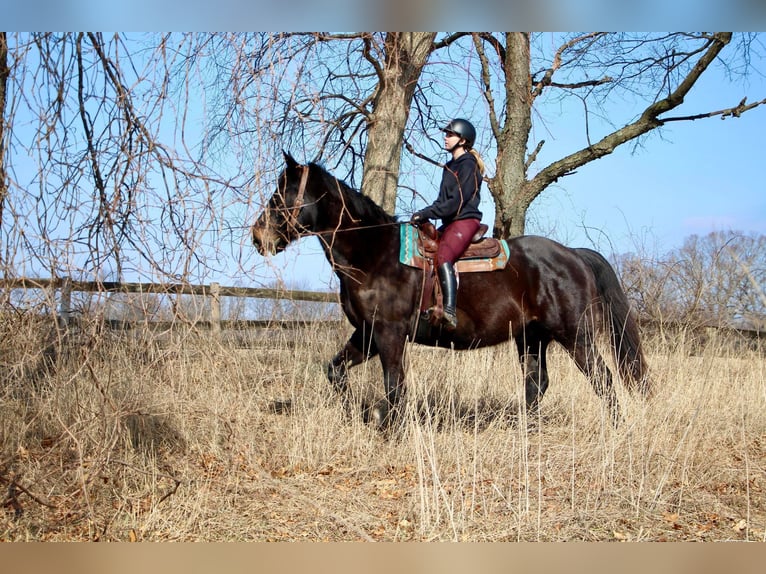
[662,511,682,529]
[370,478,406,500]
[612,530,629,541]
[732,518,748,533]
[655,509,756,540]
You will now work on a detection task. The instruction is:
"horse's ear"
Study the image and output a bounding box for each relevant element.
[283,150,299,170]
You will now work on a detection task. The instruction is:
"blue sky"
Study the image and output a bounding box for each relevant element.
[4,31,764,293]
[258,50,766,291]
[527,65,766,257]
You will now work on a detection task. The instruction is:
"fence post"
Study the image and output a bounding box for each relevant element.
[210,282,221,336]
[59,276,72,329]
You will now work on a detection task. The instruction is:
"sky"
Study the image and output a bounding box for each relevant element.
[2,30,765,294]
[526,64,766,256]
[255,50,766,291]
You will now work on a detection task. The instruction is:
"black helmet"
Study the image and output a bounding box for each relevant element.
[442,118,476,149]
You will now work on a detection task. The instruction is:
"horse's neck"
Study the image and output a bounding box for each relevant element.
[309,182,395,275]
[318,209,396,279]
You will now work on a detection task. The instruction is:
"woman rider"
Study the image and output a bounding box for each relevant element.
[410,118,485,330]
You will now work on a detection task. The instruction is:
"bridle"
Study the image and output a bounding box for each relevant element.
[284,164,310,232]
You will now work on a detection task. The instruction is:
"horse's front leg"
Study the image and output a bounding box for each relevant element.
[369,323,409,432]
[327,327,378,405]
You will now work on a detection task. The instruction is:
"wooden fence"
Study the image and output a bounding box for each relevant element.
[0,277,339,334]
[1,277,762,347]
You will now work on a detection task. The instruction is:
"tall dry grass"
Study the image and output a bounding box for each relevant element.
[1,314,764,541]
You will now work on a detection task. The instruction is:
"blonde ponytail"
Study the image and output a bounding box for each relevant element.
[469,149,486,176]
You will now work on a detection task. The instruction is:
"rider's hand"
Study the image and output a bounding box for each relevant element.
[410,212,425,226]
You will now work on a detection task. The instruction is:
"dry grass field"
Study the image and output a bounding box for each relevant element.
[1,315,764,542]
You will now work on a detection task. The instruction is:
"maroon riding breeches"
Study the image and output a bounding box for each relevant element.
[437,218,482,264]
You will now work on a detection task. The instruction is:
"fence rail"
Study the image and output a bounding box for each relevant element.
[1,277,339,333]
[0,277,337,301]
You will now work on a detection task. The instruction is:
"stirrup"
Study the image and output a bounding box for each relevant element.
[442,309,458,330]
[423,306,457,329]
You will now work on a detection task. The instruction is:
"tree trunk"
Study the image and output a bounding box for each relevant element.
[488,33,533,238]
[361,33,435,214]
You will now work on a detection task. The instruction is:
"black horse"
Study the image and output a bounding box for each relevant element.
[252,152,650,428]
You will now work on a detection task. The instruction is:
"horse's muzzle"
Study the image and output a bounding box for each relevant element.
[250,223,273,255]
[251,222,283,255]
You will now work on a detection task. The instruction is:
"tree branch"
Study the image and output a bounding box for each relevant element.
[403,137,444,169]
[472,33,501,140]
[0,32,8,233]
[531,32,607,98]
[660,96,766,122]
[432,32,472,51]
[529,33,734,192]
[525,139,545,170]
[362,34,384,84]
[547,77,614,90]
[475,32,506,62]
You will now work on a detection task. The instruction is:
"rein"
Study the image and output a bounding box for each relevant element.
[316,221,402,233]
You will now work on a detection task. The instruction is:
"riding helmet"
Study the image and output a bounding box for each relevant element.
[442,118,476,149]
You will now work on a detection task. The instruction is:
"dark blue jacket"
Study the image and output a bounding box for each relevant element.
[417,152,483,225]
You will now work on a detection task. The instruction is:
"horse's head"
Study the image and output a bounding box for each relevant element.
[252,151,312,256]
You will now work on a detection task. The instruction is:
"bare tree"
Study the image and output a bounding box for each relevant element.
[676,231,766,327]
[1,33,235,283]
[359,33,436,212]
[200,32,439,213]
[472,32,766,237]
[618,231,766,328]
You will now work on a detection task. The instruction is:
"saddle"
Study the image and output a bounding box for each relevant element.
[399,221,511,315]
[400,221,510,274]
[416,221,501,262]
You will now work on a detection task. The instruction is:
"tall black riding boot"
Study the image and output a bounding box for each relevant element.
[437,261,458,329]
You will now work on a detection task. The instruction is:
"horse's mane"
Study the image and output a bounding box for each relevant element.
[310,162,397,225]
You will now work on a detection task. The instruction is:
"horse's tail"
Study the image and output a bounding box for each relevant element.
[575,248,651,396]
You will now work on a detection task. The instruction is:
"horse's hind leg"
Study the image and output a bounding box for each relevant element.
[327,327,378,403]
[515,329,551,417]
[570,334,621,426]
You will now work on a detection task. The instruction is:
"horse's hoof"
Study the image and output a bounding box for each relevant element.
[371,400,389,431]
[269,398,292,414]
